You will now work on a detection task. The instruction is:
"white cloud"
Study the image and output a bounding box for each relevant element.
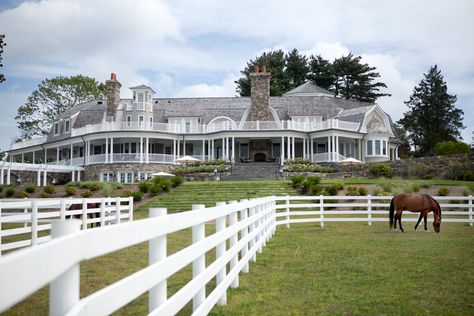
[174,74,238,98]
[303,42,350,61]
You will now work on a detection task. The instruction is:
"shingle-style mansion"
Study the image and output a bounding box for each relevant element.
[6,67,401,183]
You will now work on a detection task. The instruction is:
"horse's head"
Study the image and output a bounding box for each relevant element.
[433,220,440,233]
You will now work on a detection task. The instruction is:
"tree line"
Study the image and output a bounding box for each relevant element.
[235,48,391,103]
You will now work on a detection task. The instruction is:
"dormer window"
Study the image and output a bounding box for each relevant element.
[64,119,70,133]
[137,92,145,111]
[54,122,59,135]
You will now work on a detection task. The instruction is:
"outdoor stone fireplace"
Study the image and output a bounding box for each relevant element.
[250,140,272,162]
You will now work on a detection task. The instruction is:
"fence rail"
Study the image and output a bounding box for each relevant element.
[0,195,471,315]
[0,197,134,256]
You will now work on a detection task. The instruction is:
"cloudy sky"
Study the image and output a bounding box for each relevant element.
[0,0,473,150]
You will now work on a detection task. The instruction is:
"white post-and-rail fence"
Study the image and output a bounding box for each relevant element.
[0,197,134,256]
[0,195,472,315]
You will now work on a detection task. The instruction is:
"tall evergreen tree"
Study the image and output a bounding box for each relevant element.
[331,53,390,103]
[235,50,289,96]
[307,54,333,90]
[284,49,309,90]
[398,65,464,156]
[15,75,106,140]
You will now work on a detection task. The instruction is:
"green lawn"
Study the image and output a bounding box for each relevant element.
[3,180,474,315]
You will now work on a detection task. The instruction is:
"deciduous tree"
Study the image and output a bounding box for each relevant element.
[0,34,6,83]
[15,75,106,140]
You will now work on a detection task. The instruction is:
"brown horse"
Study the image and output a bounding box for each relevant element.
[389,194,441,233]
[67,203,101,228]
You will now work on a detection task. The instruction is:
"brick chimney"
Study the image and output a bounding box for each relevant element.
[249,65,271,121]
[106,72,122,121]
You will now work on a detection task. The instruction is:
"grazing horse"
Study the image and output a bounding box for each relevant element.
[67,202,101,228]
[389,193,441,233]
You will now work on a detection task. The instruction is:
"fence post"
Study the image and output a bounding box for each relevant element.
[240,199,249,274]
[215,202,227,306]
[31,199,38,246]
[149,208,167,312]
[248,200,256,263]
[257,203,263,254]
[60,199,66,220]
[319,195,324,228]
[128,197,134,222]
[469,195,473,227]
[115,197,121,224]
[368,195,372,226]
[82,199,88,230]
[0,204,2,257]
[285,195,290,228]
[192,204,206,312]
[100,198,106,227]
[228,200,239,288]
[49,220,81,316]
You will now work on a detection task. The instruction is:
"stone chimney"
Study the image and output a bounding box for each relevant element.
[249,65,271,121]
[106,72,122,121]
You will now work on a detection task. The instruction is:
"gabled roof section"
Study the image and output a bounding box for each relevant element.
[283,81,334,97]
[130,84,156,94]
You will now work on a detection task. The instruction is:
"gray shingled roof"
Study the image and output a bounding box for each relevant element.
[130,84,156,93]
[283,81,334,97]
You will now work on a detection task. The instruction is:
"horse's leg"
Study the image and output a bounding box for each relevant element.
[415,213,423,231]
[398,211,404,232]
[423,213,428,231]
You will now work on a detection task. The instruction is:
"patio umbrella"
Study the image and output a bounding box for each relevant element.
[175,155,200,163]
[150,171,175,177]
[339,157,363,165]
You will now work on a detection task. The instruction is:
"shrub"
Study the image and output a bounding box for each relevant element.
[149,183,163,196]
[16,191,29,198]
[22,185,35,194]
[369,164,393,178]
[291,175,305,188]
[468,183,474,193]
[310,184,324,195]
[43,185,56,195]
[81,190,93,198]
[138,182,150,193]
[301,177,321,194]
[346,186,360,196]
[65,186,77,196]
[438,187,450,196]
[379,182,393,193]
[358,187,368,196]
[40,192,50,198]
[462,188,471,197]
[325,184,341,196]
[5,187,16,197]
[420,181,433,188]
[112,182,124,190]
[411,183,420,192]
[88,182,102,191]
[152,177,171,192]
[129,191,143,201]
[170,176,184,188]
[372,187,382,196]
[0,186,3,193]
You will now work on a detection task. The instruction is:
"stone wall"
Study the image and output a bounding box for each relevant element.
[84,163,174,181]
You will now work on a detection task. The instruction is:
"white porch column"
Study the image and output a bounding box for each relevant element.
[6,168,10,185]
[21,153,24,163]
[110,138,114,163]
[280,136,285,164]
[226,137,230,161]
[70,143,73,166]
[43,170,47,186]
[173,139,176,163]
[146,137,149,163]
[359,139,362,161]
[44,148,47,164]
[71,171,75,182]
[396,146,399,160]
[287,136,290,160]
[208,138,211,161]
[335,135,340,161]
[183,138,187,156]
[36,170,41,186]
[222,138,225,160]
[231,137,235,163]
[140,137,143,163]
[1,168,4,185]
[32,151,36,164]
[310,138,313,162]
[202,139,205,161]
[105,138,109,164]
[177,139,180,158]
[327,136,331,162]
[77,170,81,182]
[56,147,60,164]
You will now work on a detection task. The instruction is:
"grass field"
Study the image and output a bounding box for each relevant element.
[3,180,474,315]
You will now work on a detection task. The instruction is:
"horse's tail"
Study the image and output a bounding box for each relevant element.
[389,197,395,229]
